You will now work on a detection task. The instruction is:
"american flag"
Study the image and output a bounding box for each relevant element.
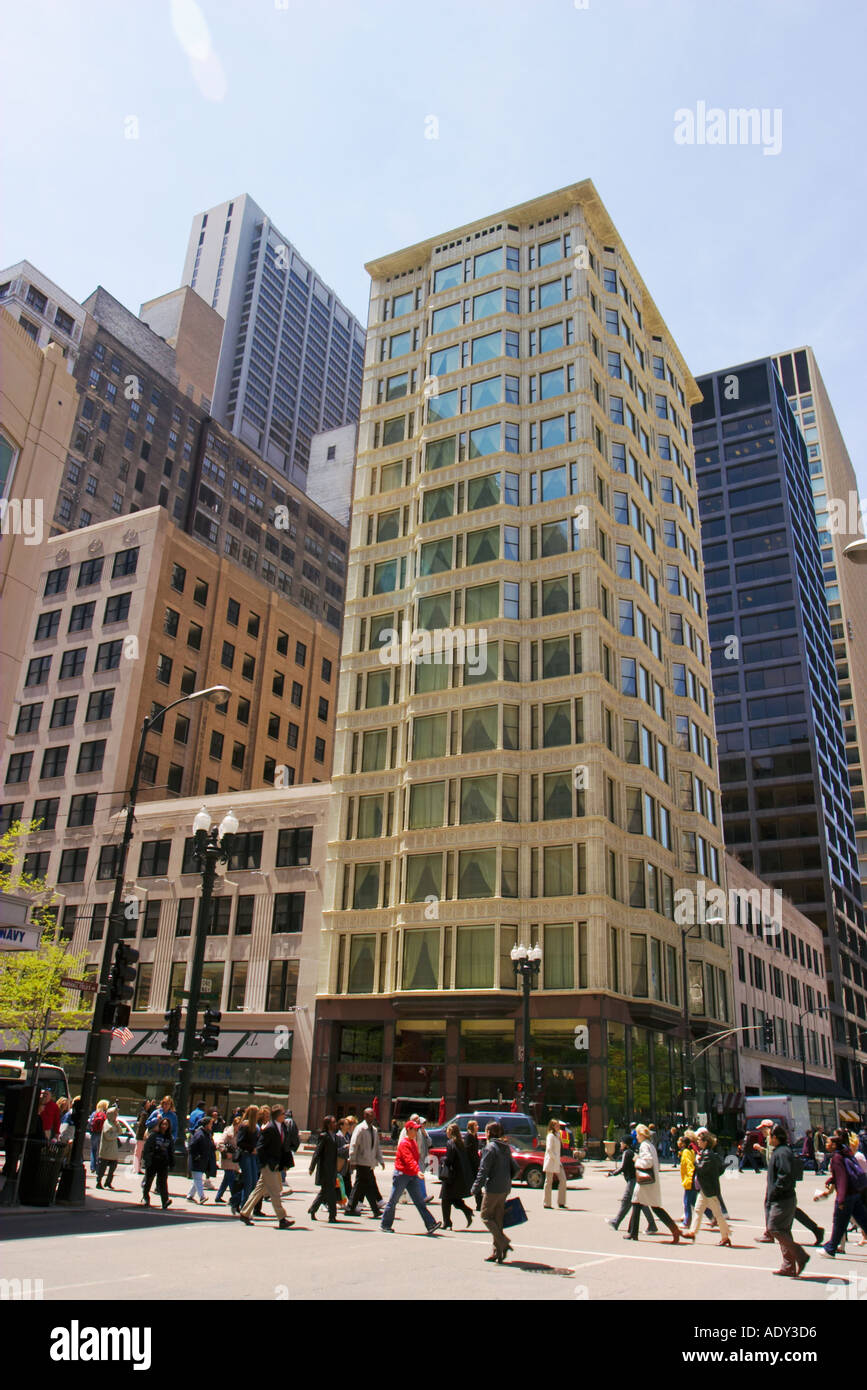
[111,1026,133,1045]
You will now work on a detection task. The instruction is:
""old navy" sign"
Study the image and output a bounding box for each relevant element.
[0,924,41,951]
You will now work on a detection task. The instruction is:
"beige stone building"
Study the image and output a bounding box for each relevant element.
[314,181,736,1136]
[0,311,78,745]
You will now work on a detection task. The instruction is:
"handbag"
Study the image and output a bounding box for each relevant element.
[635,1168,654,1185]
[503,1196,528,1228]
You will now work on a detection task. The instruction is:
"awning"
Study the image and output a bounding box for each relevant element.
[761,1065,850,1099]
[840,1109,861,1124]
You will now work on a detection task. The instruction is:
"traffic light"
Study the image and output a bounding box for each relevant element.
[196,1008,221,1054]
[534,1064,544,1092]
[107,942,138,1005]
[162,1006,181,1054]
[762,1019,775,1048]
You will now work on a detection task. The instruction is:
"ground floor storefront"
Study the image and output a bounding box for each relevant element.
[310,993,740,1142]
[42,1027,297,1122]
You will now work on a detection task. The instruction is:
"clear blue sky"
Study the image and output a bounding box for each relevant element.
[2,0,864,491]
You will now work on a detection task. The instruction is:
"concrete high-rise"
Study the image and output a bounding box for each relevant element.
[181,196,366,489]
[692,359,866,1105]
[771,347,867,904]
[313,182,736,1136]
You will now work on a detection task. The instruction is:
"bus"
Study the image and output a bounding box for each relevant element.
[0,1055,71,1148]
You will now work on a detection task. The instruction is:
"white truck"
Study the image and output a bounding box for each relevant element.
[744,1094,811,1144]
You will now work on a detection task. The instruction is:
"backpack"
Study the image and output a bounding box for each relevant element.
[841,1152,867,1194]
[91,1110,106,1134]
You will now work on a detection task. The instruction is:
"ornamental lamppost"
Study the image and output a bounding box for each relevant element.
[172,805,238,1162]
[842,538,867,565]
[57,685,230,1204]
[511,942,542,1114]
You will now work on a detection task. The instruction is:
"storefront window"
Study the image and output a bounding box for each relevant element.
[606,1021,627,1127]
[631,1028,651,1119]
[460,1019,514,1064]
[338,1024,384,1063]
[394,1019,445,1064]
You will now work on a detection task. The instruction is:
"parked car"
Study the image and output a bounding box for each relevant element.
[429,1142,583,1188]
[425,1110,543,1152]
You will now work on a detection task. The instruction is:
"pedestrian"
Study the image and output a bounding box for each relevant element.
[739,1122,766,1172]
[280,1108,300,1195]
[133,1099,153,1175]
[335,1115,353,1207]
[681,1130,732,1246]
[606,1139,658,1233]
[669,1126,680,1167]
[624,1124,681,1243]
[465,1119,483,1210]
[214,1112,241,1204]
[89,1099,108,1174]
[755,1118,824,1247]
[543,1118,568,1210]
[814,1127,827,1174]
[440,1123,474,1229]
[233,1104,261,1214]
[346,1108,385,1216]
[39,1090,60,1142]
[380,1121,441,1235]
[141,1116,174,1210]
[57,1096,78,1152]
[819,1132,867,1257]
[187,1114,216,1203]
[766,1123,810,1277]
[96,1104,121,1190]
[145,1096,178,1143]
[471,1120,517,1263]
[188,1100,206,1134]
[309,1115,341,1222]
[678,1134,698,1229]
[237,1104,294,1229]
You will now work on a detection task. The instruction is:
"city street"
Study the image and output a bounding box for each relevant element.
[3,1158,865,1303]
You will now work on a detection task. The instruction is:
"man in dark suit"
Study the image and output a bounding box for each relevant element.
[238,1105,295,1229]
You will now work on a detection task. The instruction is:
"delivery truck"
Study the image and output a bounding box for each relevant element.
[744,1094,811,1144]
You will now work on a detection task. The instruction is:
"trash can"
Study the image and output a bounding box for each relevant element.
[18,1141,65,1206]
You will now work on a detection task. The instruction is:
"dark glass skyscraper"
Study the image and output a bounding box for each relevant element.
[693,359,866,1098]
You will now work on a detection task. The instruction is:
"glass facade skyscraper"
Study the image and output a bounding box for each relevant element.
[182,195,366,490]
[312,182,736,1136]
[692,359,866,1100]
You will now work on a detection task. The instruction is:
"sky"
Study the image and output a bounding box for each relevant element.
[2,0,864,493]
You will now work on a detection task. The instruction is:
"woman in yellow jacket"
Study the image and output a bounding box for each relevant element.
[679,1133,697,1229]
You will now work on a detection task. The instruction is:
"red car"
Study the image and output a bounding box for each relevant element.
[429,1144,583,1189]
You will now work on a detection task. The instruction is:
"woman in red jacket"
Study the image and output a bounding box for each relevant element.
[379,1122,442,1235]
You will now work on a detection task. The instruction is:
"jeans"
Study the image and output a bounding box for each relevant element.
[90,1135,100,1173]
[216,1169,238,1202]
[235,1151,258,1211]
[188,1170,205,1199]
[380,1173,437,1231]
[825,1194,867,1254]
[739,1151,763,1173]
[682,1186,697,1226]
[613,1181,657,1231]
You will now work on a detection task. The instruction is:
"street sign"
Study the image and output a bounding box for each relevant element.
[61,975,97,993]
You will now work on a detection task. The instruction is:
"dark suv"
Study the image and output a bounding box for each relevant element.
[424,1110,541,1152]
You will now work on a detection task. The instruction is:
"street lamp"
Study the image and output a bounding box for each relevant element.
[56,685,230,1204]
[842,538,867,565]
[680,913,724,1124]
[172,805,238,1162]
[796,1003,832,1101]
[511,941,542,1113]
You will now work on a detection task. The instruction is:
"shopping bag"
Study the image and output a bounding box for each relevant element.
[503,1196,527,1228]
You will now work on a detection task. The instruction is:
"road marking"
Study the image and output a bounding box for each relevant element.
[76,1231,129,1239]
[570,1256,619,1270]
[454,1236,844,1274]
[41,1275,153,1293]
